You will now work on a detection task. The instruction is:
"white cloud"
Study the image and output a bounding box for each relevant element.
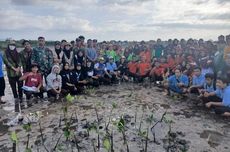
[0,0,229,41]
[0,9,94,32]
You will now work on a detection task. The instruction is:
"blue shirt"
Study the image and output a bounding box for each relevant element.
[86,48,97,61]
[214,88,224,99]
[222,86,230,107]
[203,82,216,93]
[192,74,205,86]
[106,62,117,72]
[168,74,189,93]
[94,63,106,76]
[0,52,3,78]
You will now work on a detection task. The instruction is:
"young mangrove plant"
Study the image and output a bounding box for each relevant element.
[10,131,18,152]
[22,123,32,152]
[117,116,129,152]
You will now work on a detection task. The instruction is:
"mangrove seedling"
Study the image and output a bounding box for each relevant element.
[10,131,18,152]
[105,102,117,131]
[22,123,32,152]
[117,116,129,152]
[150,111,167,143]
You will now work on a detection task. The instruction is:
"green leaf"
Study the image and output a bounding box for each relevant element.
[23,124,32,132]
[117,117,125,132]
[112,102,117,109]
[163,115,173,123]
[64,130,71,139]
[66,94,74,103]
[25,148,32,152]
[138,131,147,137]
[103,138,111,151]
[88,123,97,131]
[146,114,155,124]
[10,131,18,144]
[63,106,68,113]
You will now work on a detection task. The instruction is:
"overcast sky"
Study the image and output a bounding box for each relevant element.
[0,0,230,41]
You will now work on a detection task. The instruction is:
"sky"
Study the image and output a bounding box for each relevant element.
[0,0,230,41]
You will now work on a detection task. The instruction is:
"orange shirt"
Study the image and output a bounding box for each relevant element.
[128,62,137,74]
[137,62,151,76]
[139,51,151,63]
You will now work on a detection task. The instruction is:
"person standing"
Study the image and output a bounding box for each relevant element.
[31,36,54,79]
[3,40,23,109]
[20,40,32,73]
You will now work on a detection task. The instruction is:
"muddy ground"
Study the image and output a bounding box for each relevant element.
[0,78,230,152]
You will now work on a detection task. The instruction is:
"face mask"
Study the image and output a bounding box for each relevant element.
[9,45,16,50]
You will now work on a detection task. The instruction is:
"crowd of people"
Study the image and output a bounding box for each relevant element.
[0,34,230,116]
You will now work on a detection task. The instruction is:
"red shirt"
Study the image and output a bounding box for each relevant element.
[25,73,43,87]
[151,66,164,76]
[139,50,151,63]
[137,62,151,76]
[128,62,137,74]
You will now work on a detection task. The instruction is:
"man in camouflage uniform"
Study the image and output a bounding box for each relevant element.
[31,36,54,79]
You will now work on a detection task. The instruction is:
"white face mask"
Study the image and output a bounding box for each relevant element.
[9,45,16,50]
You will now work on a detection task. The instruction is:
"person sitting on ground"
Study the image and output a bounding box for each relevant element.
[60,62,78,96]
[72,63,88,93]
[165,68,189,95]
[105,56,118,83]
[136,55,151,82]
[117,56,129,81]
[83,60,99,87]
[205,75,230,116]
[188,66,205,94]
[127,56,138,81]
[19,64,44,108]
[198,73,219,103]
[94,57,111,85]
[46,65,62,100]
[149,60,164,84]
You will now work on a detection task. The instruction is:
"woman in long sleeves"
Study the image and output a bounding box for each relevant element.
[3,41,23,101]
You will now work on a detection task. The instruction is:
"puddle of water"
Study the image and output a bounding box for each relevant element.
[200,130,223,148]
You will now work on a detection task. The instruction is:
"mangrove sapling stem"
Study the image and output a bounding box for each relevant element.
[52,134,63,151]
[94,107,100,149]
[134,107,137,129]
[59,115,62,127]
[144,129,149,152]
[12,143,16,152]
[122,130,129,152]
[150,111,167,142]
[138,110,144,133]
[74,135,80,152]
[105,108,113,131]
[91,140,96,152]
[38,120,49,152]
[26,133,30,149]
[111,128,114,152]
